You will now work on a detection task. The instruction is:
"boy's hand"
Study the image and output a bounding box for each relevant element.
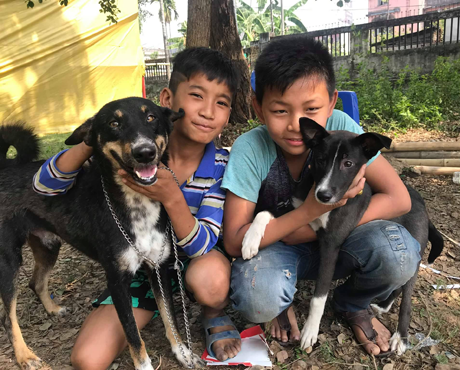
[118,165,181,205]
[301,164,366,220]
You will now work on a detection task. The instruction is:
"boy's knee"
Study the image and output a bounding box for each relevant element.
[376,222,421,285]
[230,263,295,323]
[71,348,104,370]
[188,267,230,307]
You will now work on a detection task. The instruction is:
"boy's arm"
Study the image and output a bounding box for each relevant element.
[120,169,225,258]
[224,178,365,257]
[33,143,93,196]
[357,155,411,225]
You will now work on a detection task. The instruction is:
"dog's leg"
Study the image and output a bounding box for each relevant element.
[0,252,44,370]
[370,287,401,318]
[300,237,339,349]
[242,211,274,260]
[147,264,205,369]
[106,268,153,370]
[28,232,66,316]
[390,272,418,355]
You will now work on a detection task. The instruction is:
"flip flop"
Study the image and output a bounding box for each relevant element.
[337,307,394,358]
[202,315,241,359]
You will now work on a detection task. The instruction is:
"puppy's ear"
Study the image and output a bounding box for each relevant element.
[354,132,392,159]
[161,107,185,123]
[65,117,94,146]
[299,117,329,148]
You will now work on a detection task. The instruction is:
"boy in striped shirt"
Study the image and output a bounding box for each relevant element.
[33,47,241,368]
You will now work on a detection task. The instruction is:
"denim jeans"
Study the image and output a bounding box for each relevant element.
[230,220,421,323]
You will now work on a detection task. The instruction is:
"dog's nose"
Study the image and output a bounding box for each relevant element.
[317,190,333,203]
[132,146,156,163]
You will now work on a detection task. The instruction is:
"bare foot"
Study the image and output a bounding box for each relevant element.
[268,306,300,343]
[352,317,391,355]
[206,314,241,362]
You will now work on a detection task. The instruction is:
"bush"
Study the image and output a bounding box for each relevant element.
[336,56,460,132]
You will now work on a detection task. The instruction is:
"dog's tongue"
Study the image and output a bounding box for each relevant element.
[135,165,157,179]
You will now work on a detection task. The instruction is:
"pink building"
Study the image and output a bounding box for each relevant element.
[368,0,424,22]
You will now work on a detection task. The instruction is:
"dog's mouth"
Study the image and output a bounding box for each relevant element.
[132,164,158,186]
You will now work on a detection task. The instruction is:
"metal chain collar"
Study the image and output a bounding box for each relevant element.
[101,167,193,368]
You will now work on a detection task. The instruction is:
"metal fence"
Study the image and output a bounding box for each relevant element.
[145,58,171,82]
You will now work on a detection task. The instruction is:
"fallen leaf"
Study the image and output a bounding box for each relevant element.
[39,322,52,331]
[337,333,347,344]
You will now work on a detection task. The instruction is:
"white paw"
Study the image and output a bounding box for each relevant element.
[174,346,206,368]
[136,358,153,370]
[242,211,274,260]
[57,306,68,316]
[300,318,320,349]
[390,331,407,355]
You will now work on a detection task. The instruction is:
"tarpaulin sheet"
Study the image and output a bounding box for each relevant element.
[0,0,144,134]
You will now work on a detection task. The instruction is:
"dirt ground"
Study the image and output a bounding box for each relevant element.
[1,128,460,370]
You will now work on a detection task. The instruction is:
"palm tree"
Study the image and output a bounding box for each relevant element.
[168,21,187,53]
[236,0,308,47]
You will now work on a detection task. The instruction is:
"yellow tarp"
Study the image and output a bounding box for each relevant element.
[0,0,145,134]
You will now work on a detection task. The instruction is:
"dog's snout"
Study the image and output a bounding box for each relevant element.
[132,145,156,163]
[317,190,333,203]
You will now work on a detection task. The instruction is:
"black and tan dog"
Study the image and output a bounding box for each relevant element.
[243,118,444,356]
[0,97,204,370]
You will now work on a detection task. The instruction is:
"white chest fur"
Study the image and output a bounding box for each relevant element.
[309,212,330,232]
[118,187,171,273]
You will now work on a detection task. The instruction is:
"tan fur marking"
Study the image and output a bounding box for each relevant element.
[102,142,124,170]
[128,339,149,368]
[154,136,166,156]
[155,292,184,346]
[115,109,123,118]
[141,105,147,113]
[9,298,42,367]
[28,235,63,315]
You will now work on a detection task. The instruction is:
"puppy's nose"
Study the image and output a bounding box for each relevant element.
[317,190,333,203]
[132,146,156,163]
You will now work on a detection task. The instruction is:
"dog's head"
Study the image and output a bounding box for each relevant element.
[65,97,184,186]
[300,117,392,204]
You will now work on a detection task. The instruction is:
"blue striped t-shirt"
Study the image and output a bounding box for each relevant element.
[32,142,228,258]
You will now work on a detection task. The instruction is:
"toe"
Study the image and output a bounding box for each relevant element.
[214,346,229,362]
[281,329,289,343]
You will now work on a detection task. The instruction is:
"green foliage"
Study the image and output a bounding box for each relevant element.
[336,56,460,132]
[25,0,120,23]
[236,0,308,48]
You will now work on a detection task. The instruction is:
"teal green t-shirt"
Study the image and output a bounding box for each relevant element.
[221,110,378,204]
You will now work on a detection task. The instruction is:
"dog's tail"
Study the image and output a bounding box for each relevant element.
[0,122,40,169]
[427,220,444,264]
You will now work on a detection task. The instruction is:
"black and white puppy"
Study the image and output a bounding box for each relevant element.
[242,117,443,355]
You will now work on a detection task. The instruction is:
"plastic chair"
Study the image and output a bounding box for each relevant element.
[250,71,360,126]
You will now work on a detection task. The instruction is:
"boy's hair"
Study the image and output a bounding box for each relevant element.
[169,47,239,100]
[254,35,336,103]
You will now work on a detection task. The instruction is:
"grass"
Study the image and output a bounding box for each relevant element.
[6,132,72,161]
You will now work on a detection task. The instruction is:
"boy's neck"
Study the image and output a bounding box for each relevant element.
[282,148,311,182]
[167,130,207,170]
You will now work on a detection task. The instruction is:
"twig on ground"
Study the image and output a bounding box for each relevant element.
[371,354,378,370]
[438,230,460,247]
[155,356,162,370]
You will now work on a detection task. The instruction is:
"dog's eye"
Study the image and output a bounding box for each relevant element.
[344,160,354,168]
[109,120,119,128]
[146,114,155,122]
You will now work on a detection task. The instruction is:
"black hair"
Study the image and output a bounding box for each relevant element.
[254,35,336,103]
[169,47,239,101]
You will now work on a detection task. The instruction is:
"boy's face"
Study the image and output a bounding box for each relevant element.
[253,77,338,158]
[160,73,232,144]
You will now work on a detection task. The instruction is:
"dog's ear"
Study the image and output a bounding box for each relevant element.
[161,107,185,123]
[354,132,392,159]
[65,117,94,146]
[299,117,329,148]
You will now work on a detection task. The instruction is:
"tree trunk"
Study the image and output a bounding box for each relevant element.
[210,0,252,123]
[186,0,211,47]
[159,0,171,79]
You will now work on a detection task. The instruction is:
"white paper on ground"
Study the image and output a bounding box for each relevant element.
[202,325,272,367]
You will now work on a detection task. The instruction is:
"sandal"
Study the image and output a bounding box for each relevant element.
[337,307,394,358]
[264,306,297,347]
[202,315,241,359]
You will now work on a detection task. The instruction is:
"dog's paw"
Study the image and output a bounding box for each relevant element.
[242,211,274,260]
[174,346,206,369]
[19,357,46,370]
[135,361,154,370]
[390,331,407,355]
[300,319,320,350]
[52,306,68,317]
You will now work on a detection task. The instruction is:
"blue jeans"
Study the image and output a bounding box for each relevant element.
[230,220,421,323]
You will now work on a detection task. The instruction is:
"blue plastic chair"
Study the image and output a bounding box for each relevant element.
[250,71,360,126]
